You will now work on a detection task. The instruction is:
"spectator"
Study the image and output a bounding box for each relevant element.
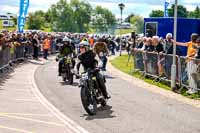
[43,36,51,60]
[152,36,164,53]
[89,36,95,48]
[174,33,199,94]
[32,34,40,60]
[144,37,154,52]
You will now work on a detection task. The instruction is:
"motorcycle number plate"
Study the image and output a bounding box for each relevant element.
[65,59,71,64]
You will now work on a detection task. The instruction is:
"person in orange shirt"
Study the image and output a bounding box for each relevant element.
[89,36,94,48]
[43,36,51,60]
[174,33,198,94]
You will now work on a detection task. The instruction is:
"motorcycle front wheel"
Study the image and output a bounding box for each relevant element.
[80,87,97,115]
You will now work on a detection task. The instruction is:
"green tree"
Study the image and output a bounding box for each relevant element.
[168,4,188,18]
[48,0,92,32]
[91,6,116,33]
[12,17,17,25]
[188,6,200,18]
[130,15,144,33]
[27,10,45,29]
[70,0,92,32]
[149,10,164,17]
[48,0,74,32]
[125,13,135,22]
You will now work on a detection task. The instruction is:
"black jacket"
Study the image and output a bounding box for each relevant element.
[77,50,98,71]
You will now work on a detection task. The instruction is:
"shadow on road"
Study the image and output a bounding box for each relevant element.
[0,66,14,87]
[104,75,115,79]
[81,105,116,120]
[60,81,79,87]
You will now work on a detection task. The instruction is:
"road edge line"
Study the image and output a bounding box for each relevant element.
[29,64,90,133]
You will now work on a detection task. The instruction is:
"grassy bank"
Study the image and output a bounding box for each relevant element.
[110,54,200,100]
[115,28,133,35]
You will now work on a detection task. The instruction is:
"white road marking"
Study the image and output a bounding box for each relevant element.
[29,65,90,133]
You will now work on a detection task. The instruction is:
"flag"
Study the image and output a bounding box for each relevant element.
[18,0,29,33]
[164,0,171,17]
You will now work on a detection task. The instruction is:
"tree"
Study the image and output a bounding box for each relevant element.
[130,15,144,33]
[168,4,188,18]
[149,10,164,17]
[188,6,200,18]
[70,0,92,32]
[27,10,45,29]
[125,13,135,22]
[91,6,116,33]
[47,0,92,32]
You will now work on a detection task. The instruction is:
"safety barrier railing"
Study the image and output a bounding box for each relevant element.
[132,50,193,89]
[0,41,58,73]
[0,43,33,72]
[158,54,181,84]
[132,49,144,72]
[144,52,159,78]
[180,57,200,90]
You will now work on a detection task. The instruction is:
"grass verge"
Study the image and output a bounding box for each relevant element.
[110,54,200,100]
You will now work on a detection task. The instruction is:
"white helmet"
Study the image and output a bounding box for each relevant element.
[79,41,89,47]
[62,36,71,43]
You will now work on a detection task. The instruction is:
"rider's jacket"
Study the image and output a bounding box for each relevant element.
[58,43,75,58]
[77,50,98,70]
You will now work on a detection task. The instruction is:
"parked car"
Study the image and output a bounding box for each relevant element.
[117,23,132,29]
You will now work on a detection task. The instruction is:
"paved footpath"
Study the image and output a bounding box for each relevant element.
[0,59,76,133]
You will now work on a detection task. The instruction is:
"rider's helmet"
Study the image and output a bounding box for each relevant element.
[79,41,90,51]
[62,36,71,45]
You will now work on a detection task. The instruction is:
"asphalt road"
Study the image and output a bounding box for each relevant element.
[35,60,200,133]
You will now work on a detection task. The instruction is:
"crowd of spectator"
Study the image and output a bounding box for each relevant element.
[132,33,200,94]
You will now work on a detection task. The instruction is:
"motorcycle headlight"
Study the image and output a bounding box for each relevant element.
[81,73,88,80]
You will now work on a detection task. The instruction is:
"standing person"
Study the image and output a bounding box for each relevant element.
[152,36,164,53]
[89,36,95,48]
[43,36,51,60]
[174,33,199,94]
[32,34,40,60]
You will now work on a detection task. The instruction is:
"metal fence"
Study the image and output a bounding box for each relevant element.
[0,43,42,72]
[132,49,200,90]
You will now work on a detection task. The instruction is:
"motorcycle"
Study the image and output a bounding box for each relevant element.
[61,56,74,84]
[78,68,107,115]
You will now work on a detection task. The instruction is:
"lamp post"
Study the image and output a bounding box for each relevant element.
[171,0,178,90]
[118,3,125,56]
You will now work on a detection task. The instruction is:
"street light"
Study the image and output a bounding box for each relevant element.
[118,3,125,56]
[171,0,178,90]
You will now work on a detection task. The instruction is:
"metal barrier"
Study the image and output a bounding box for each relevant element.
[158,54,181,84]
[144,52,159,77]
[132,49,144,72]
[0,44,32,71]
[132,50,183,88]
[180,57,200,90]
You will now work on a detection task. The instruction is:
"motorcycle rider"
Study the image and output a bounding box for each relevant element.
[57,36,76,76]
[76,41,111,99]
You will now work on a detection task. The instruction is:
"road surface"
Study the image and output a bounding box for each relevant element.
[35,60,200,133]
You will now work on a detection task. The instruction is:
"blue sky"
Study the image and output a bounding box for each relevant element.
[0,0,200,18]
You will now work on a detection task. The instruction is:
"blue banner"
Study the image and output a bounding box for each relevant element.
[164,0,170,17]
[18,0,29,33]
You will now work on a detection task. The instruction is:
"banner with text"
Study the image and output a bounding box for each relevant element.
[18,0,29,33]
